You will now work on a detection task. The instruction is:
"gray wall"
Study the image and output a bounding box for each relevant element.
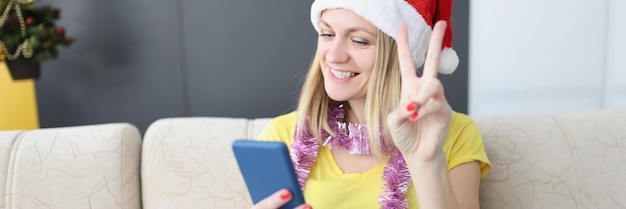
[35,0,468,133]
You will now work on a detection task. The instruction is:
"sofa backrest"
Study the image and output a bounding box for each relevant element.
[4,109,623,209]
[0,123,142,209]
[476,109,626,209]
[141,109,626,209]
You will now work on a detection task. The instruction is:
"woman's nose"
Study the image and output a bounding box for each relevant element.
[326,39,349,63]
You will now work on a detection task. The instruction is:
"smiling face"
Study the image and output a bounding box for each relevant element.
[316,9,378,103]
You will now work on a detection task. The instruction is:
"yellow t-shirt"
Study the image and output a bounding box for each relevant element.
[257,111,491,209]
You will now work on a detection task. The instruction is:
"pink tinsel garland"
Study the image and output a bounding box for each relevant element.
[291,103,411,209]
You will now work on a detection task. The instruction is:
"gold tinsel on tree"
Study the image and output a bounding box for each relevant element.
[0,0,75,62]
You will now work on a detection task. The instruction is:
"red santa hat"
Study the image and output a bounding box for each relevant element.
[311,0,459,74]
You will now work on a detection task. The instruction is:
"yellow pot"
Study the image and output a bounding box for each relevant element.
[0,61,39,130]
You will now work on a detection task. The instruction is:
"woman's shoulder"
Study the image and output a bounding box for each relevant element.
[445,111,483,150]
[256,111,298,145]
[446,111,492,177]
[449,111,477,131]
[264,111,298,131]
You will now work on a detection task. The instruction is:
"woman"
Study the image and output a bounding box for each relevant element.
[255,0,491,208]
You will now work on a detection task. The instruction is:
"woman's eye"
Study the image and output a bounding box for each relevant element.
[352,39,369,46]
[320,33,334,38]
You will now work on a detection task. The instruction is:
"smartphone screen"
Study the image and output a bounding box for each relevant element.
[232,140,305,209]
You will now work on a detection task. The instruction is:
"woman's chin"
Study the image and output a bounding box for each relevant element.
[325,90,357,102]
[324,82,367,102]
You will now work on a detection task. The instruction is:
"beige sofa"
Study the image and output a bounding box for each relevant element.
[0,123,142,209]
[1,109,625,209]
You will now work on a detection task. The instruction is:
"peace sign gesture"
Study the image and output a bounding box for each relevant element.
[386,21,453,162]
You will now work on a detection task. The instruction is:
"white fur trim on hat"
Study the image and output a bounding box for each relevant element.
[439,47,459,74]
[311,0,431,70]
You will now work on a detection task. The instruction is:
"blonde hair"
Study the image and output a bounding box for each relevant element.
[295,30,401,158]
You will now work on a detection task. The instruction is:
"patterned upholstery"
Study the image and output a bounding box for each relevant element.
[141,118,254,209]
[0,123,141,209]
[477,109,626,209]
[0,130,22,208]
[142,109,626,209]
[2,109,624,209]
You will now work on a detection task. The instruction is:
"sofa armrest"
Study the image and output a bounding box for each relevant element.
[0,123,142,209]
[0,130,23,208]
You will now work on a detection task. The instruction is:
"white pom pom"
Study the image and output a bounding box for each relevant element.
[438,48,459,74]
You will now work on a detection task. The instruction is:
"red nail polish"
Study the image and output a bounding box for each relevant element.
[406,102,415,111]
[279,190,291,200]
[409,111,419,120]
[303,205,313,209]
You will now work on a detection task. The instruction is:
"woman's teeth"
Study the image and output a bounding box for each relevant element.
[331,69,357,79]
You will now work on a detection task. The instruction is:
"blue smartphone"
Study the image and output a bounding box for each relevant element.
[232,140,305,209]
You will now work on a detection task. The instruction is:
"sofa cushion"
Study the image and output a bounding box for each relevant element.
[141,117,261,209]
[476,109,626,209]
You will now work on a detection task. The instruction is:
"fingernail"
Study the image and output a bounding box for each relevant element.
[279,190,291,200]
[303,205,313,209]
[406,102,415,111]
[409,111,419,120]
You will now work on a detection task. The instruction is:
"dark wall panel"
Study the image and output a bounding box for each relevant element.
[445,0,469,113]
[35,0,186,132]
[182,0,315,118]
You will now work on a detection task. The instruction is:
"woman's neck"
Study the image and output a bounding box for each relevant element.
[345,100,366,124]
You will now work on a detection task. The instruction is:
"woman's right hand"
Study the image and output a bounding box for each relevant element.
[251,189,312,209]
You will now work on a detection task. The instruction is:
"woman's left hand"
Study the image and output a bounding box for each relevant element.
[386,21,453,163]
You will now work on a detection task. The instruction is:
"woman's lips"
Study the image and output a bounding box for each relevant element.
[330,68,359,79]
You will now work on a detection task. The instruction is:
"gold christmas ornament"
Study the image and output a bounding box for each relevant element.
[0,0,33,61]
[16,0,37,4]
[1,0,73,63]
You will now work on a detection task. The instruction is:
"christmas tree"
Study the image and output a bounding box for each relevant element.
[0,0,75,62]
